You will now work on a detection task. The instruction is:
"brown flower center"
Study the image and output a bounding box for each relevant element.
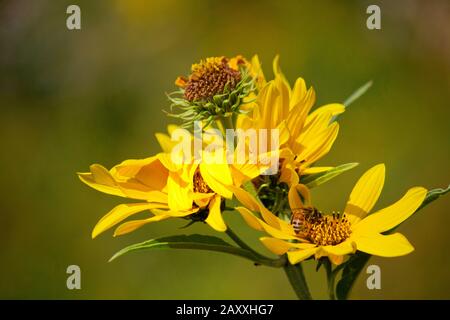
[181,57,241,102]
[290,207,351,246]
[193,169,213,193]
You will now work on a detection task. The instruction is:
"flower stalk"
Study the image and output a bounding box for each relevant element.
[283,263,312,300]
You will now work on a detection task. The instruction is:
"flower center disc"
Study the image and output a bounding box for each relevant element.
[291,208,352,246]
[193,169,213,193]
[183,57,241,102]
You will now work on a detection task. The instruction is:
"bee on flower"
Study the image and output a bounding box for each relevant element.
[232,164,427,265]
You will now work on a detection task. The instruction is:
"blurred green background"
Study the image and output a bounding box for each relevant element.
[1,0,449,299]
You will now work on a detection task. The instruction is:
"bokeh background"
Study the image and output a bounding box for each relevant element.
[1,0,449,299]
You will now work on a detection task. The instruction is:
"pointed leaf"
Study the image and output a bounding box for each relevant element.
[303,163,359,188]
[108,234,281,267]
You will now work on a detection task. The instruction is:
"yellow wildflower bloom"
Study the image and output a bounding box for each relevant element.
[232,164,427,265]
[238,56,345,188]
[78,126,268,237]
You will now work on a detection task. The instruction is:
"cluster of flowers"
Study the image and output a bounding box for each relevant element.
[79,55,427,267]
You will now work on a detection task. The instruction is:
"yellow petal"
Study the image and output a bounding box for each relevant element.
[113,157,168,191]
[78,164,124,197]
[259,219,297,240]
[289,77,307,109]
[199,163,233,199]
[230,163,262,187]
[276,120,290,147]
[155,132,176,152]
[230,186,260,212]
[167,124,179,135]
[299,122,339,166]
[157,152,183,172]
[354,233,414,257]
[288,186,303,209]
[260,237,316,255]
[151,207,198,217]
[193,192,215,208]
[328,255,345,265]
[167,171,193,211]
[344,164,385,225]
[205,195,227,232]
[354,187,427,233]
[235,207,264,231]
[92,202,168,238]
[250,54,266,89]
[296,184,311,206]
[287,247,319,264]
[321,240,356,256]
[279,162,299,187]
[232,187,294,235]
[307,103,345,121]
[286,91,314,139]
[113,214,171,236]
[302,167,333,175]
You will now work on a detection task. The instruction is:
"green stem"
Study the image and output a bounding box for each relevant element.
[325,262,336,300]
[220,115,235,152]
[222,115,235,132]
[225,227,255,253]
[283,263,312,300]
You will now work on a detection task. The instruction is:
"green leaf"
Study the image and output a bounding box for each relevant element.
[331,80,373,123]
[303,163,359,188]
[343,80,373,107]
[109,234,284,267]
[417,184,450,211]
[110,234,243,261]
[335,185,450,300]
[335,252,370,300]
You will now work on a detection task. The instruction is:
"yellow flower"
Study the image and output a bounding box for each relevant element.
[237,56,345,188]
[169,55,264,128]
[78,126,267,237]
[78,156,175,238]
[232,164,427,265]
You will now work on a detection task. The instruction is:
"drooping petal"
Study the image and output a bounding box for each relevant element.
[354,233,414,257]
[279,162,299,187]
[288,186,304,210]
[205,194,227,232]
[167,171,193,211]
[193,192,215,208]
[230,186,260,212]
[235,207,264,231]
[199,162,233,199]
[296,184,311,206]
[230,162,263,187]
[232,186,294,234]
[92,202,168,238]
[113,214,171,236]
[260,237,316,255]
[353,187,427,233]
[236,206,296,240]
[344,164,385,225]
[78,164,125,197]
[287,247,319,264]
[320,240,356,256]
